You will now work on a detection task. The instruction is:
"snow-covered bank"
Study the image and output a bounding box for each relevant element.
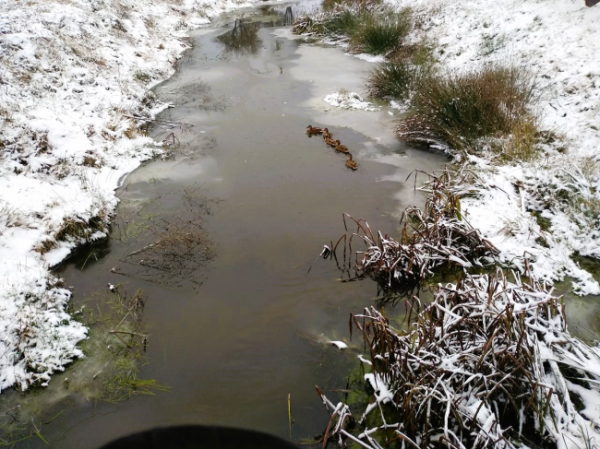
[384,0,600,294]
[0,0,255,391]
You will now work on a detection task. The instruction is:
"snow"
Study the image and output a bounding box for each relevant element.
[324,91,377,111]
[350,53,385,64]
[328,340,348,350]
[0,0,257,391]
[379,0,600,294]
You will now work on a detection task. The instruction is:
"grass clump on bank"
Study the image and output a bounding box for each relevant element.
[348,10,412,55]
[317,169,600,448]
[397,65,540,157]
[366,42,436,100]
[365,58,431,100]
[323,10,365,36]
[322,169,498,297]
[294,7,413,57]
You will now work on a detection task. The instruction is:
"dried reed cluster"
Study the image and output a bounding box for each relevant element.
[323,170,498,290]
[317,270,600,448]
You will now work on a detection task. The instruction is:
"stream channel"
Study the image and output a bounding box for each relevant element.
[12,2,450,447]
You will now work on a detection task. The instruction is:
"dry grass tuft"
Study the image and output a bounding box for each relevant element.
[34,239,58,255]
[397,65,538,156]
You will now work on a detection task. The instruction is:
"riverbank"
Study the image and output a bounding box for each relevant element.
[0,0,257,392]
[293,1,600,446]
[389,0,600,294]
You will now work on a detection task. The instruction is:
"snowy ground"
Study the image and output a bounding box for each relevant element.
[0,0,256,391]
[377,0,600,294]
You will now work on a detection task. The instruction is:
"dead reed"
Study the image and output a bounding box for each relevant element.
[323,169,498,292]
[317,269,600,448]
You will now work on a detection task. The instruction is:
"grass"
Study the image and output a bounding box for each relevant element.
[366,58,431,100]
[366,60,414,99]
[0,286,168,444]
[294,7,412,57]
[365,40,435,101]
[324,10,364,36]
[322,169,498,297]
[133,71,150,84]
[484,117,541,162]
[54,215,106,242]
[322,0,382,11]
[317,271,582,448]
[397,64,539,155]
[479,32,507,56]
[349,10,412,55]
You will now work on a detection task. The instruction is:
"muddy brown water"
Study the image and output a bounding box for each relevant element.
[8,3,448,448]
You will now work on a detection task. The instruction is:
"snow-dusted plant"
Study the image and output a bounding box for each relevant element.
[322,169,498,291]
[317,270,600,448]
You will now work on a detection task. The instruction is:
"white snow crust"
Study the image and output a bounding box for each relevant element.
[383,0,600,295]
[324,91,377,111]
[0,0,255,391]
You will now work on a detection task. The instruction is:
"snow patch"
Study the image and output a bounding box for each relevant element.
[324,91,377,111]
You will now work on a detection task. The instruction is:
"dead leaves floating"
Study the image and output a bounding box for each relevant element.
[306,125,358,170]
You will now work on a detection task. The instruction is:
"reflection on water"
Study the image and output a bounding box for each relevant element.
[217,20,262,55]
[284,6,294,26]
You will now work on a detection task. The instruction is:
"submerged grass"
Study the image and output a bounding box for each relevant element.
[0,286,168,444]
[397,65,539,155]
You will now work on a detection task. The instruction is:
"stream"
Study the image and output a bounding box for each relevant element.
[9,2,448,447]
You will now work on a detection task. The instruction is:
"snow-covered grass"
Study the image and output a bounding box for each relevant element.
[322,169,499,293]
[309,1,600,446]
[0,0,255,391]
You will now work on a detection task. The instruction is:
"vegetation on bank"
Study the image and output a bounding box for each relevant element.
[317,170,600,448]
[317,269,600,449]
[322,170,498,296]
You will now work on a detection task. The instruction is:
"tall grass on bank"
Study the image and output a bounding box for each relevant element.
[324,10,365,36]
[293,8,412,56]
[366,42,435,100]
[366,59,431,100]
[349,10,412,55]
[397,65,538,155]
